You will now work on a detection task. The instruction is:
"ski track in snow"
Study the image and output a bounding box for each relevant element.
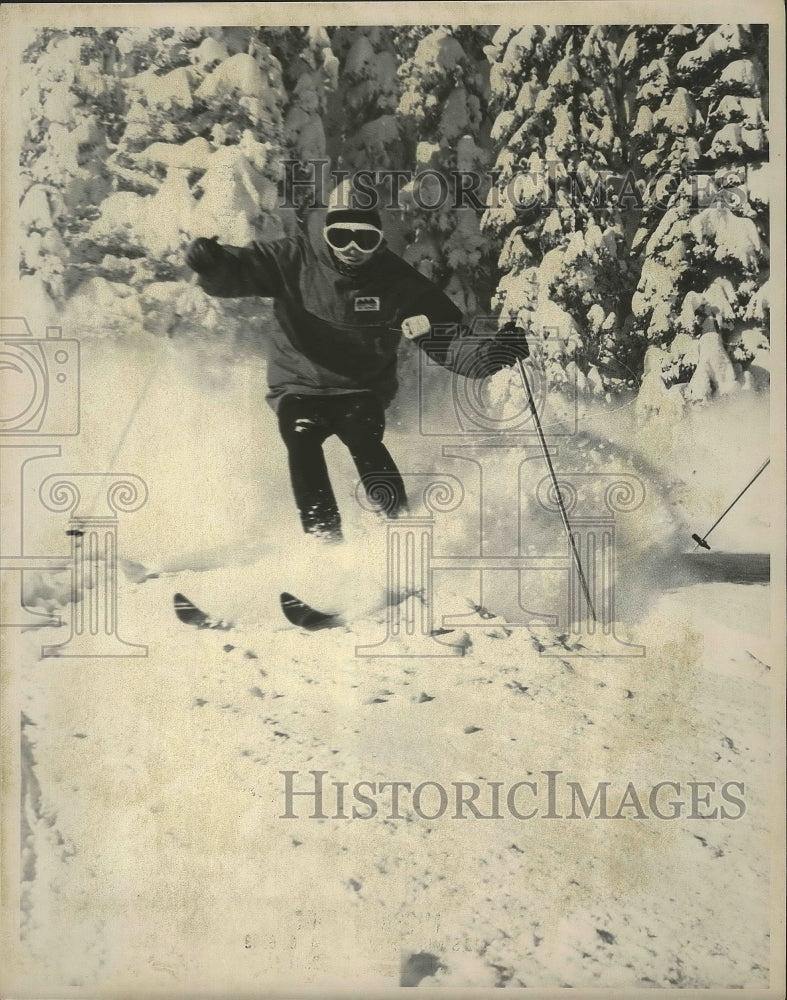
[13,332,774,991]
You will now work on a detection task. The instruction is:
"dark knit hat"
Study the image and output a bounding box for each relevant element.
[325,205,382,229]
[326,181,382,230]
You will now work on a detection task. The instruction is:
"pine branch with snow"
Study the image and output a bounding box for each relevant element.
[396,26,496,313]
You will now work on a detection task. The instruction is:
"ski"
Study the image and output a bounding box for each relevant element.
[280,592,345,631]
[280,591,469,640]
[173,593,233,630]
[173,593,262,659]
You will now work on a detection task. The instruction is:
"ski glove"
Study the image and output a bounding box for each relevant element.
[186,236,224,275]
[498,321,530,357]
[401,315,431,340]
[455,321,530,379]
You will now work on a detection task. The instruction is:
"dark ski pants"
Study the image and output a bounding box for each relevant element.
[277,393,408,541]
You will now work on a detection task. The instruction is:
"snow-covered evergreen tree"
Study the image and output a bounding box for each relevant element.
[102,29,286,267]
[483,23,770,405]
[396,25,495,314]
[482,25,636,390]
[256,25,337,229]
[18,21,770,411]
[625,24,770,409]
[20,29,120,301]
[324,27,401,171]
[20,27,293,339]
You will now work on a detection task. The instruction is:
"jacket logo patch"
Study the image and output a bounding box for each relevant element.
[354,296,380,312]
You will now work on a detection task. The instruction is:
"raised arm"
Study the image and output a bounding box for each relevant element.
[185,236,300,298]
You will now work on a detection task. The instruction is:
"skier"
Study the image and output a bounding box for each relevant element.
[186,190,529,542]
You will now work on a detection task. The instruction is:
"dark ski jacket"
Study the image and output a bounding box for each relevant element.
[199,228,462,408]
[195,228,527,410]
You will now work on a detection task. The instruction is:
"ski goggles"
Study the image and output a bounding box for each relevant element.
[323,223,383,253]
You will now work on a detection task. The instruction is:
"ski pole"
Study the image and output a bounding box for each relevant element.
[516,358,598,622]
[691,457,770,550]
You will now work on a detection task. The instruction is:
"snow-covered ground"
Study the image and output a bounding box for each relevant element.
[2,15,780,995]
[7,315,778,993]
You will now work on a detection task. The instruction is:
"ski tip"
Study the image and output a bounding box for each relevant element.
[174,593,233,630]
[691,533,711,550]
[280,593,304,619]
[174,592,206,626]
[173,592,196,613]
[173,592,191,612]
[280,592,344,631]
